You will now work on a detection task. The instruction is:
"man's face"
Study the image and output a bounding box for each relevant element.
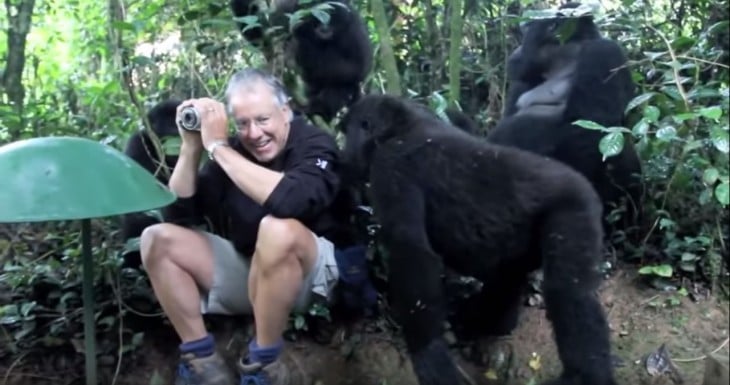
[229,80,292,163]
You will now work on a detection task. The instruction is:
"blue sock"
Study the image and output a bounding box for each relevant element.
[247,338,283,365]
[180,334,215,358]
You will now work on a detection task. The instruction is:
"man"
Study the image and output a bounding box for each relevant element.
[139,68,345,385]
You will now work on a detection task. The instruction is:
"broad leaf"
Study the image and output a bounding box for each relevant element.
[699,106,722,121]
[710,127,729,153]
[656,125,677,141]
[715,182,729,206]
[599,132,625,160]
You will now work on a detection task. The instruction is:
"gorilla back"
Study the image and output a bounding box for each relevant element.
[120,99,181,268]
[339,94,616,385]
[488,3,643,236]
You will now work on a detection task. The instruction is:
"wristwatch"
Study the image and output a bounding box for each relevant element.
[206,139,230,161]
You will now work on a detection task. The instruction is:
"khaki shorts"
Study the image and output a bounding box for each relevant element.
[198,231,339,315]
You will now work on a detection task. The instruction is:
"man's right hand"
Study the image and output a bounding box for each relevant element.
[176,99,204,152]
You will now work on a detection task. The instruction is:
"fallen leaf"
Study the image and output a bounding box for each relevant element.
[484,369,498,380]
[529,353,542,372]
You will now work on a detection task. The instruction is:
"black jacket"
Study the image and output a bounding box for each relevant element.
[162,117,348,256]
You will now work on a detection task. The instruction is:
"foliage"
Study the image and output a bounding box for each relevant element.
[0,0,728,381]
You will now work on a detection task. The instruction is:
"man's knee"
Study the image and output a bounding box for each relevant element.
[140,223,185,268]
[255,215,314,271]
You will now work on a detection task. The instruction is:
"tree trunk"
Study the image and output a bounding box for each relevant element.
[447,0,463,107]
[2,0,37,114]
[371,0,401,95]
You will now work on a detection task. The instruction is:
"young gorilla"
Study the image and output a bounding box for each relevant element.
[120,99,182,268]
[487,3,644,236]
[230,0,373,122]
[338,94,617,385]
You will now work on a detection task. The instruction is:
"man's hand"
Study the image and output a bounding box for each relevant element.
[176,97,230,152]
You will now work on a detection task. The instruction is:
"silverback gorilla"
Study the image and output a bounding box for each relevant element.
[338,94,616,385]
[487,3,644,235]
[230,0,373,122]
[120,99,181,268]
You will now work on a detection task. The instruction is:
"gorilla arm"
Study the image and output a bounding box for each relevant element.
[369,167,446,352]
[566,38,634,125]
[368,166,462,385]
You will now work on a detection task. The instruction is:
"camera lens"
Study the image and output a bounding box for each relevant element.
[179,107,201,131]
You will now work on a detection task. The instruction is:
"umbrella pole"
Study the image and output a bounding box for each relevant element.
[81,218,97,385]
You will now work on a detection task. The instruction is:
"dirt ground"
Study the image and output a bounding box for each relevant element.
[2,270,728,385]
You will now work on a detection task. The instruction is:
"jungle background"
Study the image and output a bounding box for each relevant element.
[0,0,728,384]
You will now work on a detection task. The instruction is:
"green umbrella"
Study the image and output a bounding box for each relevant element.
[0,136,176,385]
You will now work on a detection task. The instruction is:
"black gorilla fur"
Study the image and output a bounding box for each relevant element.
[338,94,617,385]
[444,108,479,134]
[230,0,373,122]
[120,99,181,268]
[487,2,644,235]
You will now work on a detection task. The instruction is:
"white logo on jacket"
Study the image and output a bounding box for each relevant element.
[315,159,328,170]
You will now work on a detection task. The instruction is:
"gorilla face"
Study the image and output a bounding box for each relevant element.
[338,98,381,182]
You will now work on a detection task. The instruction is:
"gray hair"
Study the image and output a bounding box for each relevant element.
[224,68,291,114]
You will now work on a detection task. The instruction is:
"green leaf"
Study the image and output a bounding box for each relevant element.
[573,120,607,131]
[710,127,729,153]
[625,93,656,114]
[20,301,36,317]
[699,106,723,121]
[311,9,331,25]
[294,315,306,330]
[659,218,675,230]
[643,105,661,123]
[673,112,698,122]
[656,125,677,141]
[132,332,145,346]
[683,139,703,153]
[162,136,182,156]
[632,119,650,136]
[703,168,720,185]
[680,252,697,262]
[715,182,729,206]
[638,264,673,278]
[598,132,625,159]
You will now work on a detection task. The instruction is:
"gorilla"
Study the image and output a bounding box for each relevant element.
[120,99,181,268]
[487,2,644,235]
[230,0,373,122]
[338,94,617,385]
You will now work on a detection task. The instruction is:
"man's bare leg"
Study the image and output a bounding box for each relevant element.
[141,223,216,342]
[243,215,319,366]
[141,223,235,385]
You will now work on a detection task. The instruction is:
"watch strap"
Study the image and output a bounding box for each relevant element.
[207,140,230,161]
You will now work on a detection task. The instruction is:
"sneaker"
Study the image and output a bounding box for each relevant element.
[237,352,309,385]
[175,351,237,385]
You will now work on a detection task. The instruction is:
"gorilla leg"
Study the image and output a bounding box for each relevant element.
[539,196,616,385]
[451,268,529,340]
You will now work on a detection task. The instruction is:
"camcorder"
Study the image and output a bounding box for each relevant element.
[177,106,202,131]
